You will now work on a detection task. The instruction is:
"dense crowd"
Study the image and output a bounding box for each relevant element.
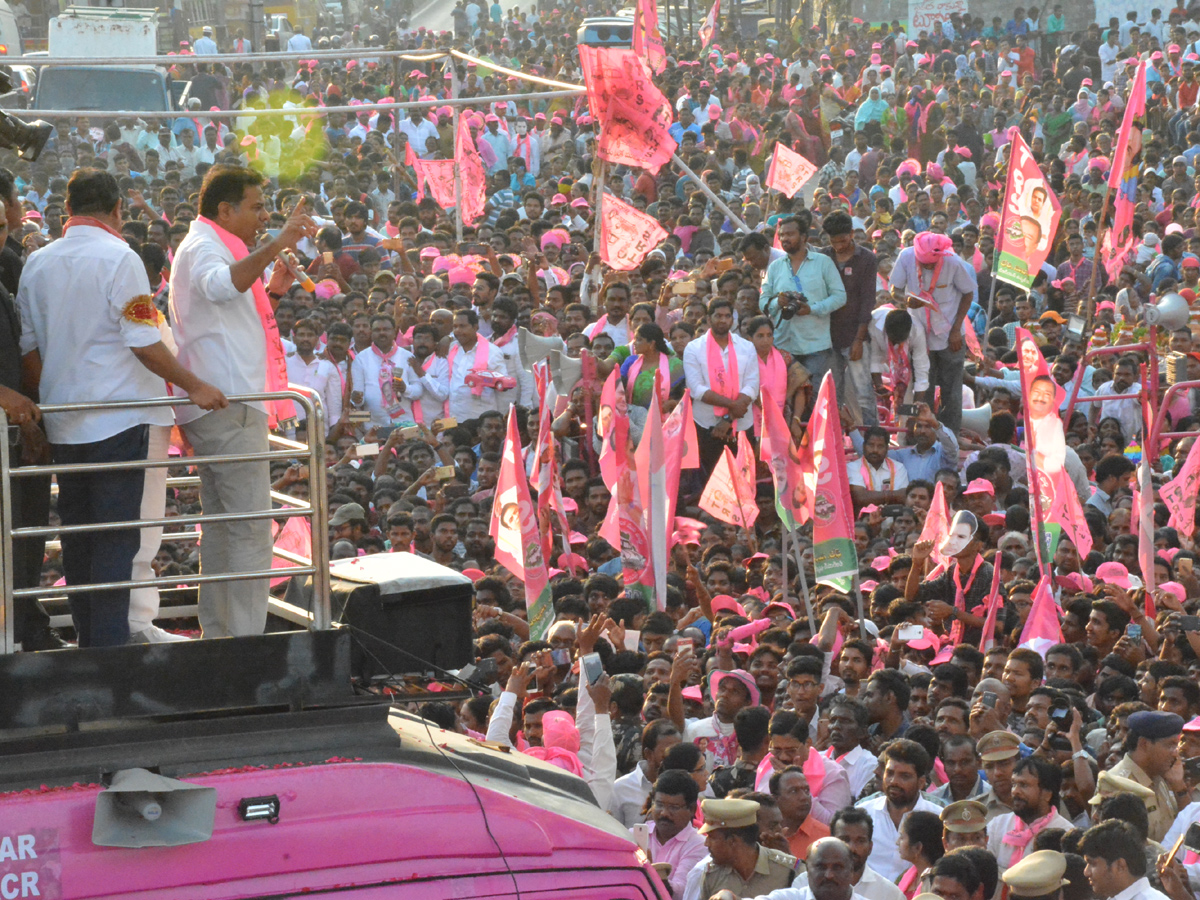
[2,2,1200,900]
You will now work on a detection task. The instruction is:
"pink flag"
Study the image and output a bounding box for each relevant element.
[916,481,952,570]
[491,407,553,639]
[698,0,720,48]
[533,362,573,573]
[978,558,1006,653]
[1109,61,1146,258]
[1162,436,1200,540]
[806,373,858,591]
[635,391,670,609]
[662,390,699,548]
[765,143,818,199]
[699,432,758,529]
[454,113,487,226]
[1018,576,1063,657]
[271,516,312,588]
[599,193,669,271]
[412,158,456,208]
[579,45,677,174]
[632,0,666,73]
[597,367,627,490]
[759,385,810,531]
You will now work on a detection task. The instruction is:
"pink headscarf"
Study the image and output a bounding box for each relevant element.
[913,232,953,265]
[525,710,584,776]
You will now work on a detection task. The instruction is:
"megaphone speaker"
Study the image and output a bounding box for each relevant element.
[518,326,563,369]
[1145,292,1191,331]
[92,768,217,848]
[959,402,993,437]
[550,350,583,395]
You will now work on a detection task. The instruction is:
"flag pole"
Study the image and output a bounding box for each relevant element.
[1081,183,1114,336]
[789,531,816,634]
[450,59,464,244]
[852,575,868,642]
[672,152,752,233]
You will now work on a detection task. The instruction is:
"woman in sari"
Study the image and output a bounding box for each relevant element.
[620,323,684,410]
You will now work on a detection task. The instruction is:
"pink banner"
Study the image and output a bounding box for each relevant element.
[491,408,553,639]
[916,480,952,570]
[1162,436,1200,540]
[765,143,818,199]
[1109,61,1146,258]
[1017,576,1063,657]
[807,373,858,591]
[759,386,810,531]
[533,362,572,571]
[454,114,487,226]
[579,45,677,174]
[663,390,698,548]
[699,431,758,528]
[994,133,1062,291]
[412,158,456,209]
[698,0,720,48]
[599,193,669,271]
[633,0,666,73]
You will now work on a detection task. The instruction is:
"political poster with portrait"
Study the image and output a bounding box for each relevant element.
[995,134,1062,291]
[599,193,669,271]
[1015,327,1092,573]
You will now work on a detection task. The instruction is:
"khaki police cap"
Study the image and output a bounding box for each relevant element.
[941,799,988,833]
[1002,850,1069,898]
[1088,770,1156,806]
[977,730,1021,761]
[699,798,760,834]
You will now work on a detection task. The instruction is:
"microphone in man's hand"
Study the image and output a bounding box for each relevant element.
[278,248,316,292]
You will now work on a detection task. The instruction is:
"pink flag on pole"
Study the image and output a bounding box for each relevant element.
[662,390,699,549]
[597,367,627,490]
[632,0,666,73]
[454,114,487,226]
[412,158,456,208]
[490,408,553,639]
[1162,436,1200,540]
[1108,61,1147,258]
[978,559,1006,653]
[1018,576,1063,657]
[916,481,953,570]
[699,432,759,529]
[993,132,1063,291]
[599,193,669,271]
[579,45,677,174]
[806,373,858,591]
[759,385,810,530]
[698,0,720,48]
[635,391,671,609]
[533,362,573,573]
[765,143,818,199]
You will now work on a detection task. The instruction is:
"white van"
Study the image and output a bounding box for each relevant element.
[0,0,22,56]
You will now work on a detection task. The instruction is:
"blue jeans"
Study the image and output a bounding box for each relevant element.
[53,424,150,647]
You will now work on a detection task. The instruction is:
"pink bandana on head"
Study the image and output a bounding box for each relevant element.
[196,216,295,428]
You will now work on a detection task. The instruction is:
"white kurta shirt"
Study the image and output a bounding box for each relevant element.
[443,337,512,421]
[18,224,173,444]
[286,351,343,433]
[350,342,423,427]
[682,330,760,431]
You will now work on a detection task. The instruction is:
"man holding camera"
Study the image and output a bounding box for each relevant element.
[761,213,847,411]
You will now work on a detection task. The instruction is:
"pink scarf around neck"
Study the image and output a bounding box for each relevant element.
[197,216,294,428]
[628,351,671,405]
[707,331,739,416]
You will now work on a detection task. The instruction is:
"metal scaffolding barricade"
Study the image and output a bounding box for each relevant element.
[0,387,331,654]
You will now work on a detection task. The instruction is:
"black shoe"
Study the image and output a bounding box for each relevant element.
[19,628,73,651]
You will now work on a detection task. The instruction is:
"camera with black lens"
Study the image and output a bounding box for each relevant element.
[778,290,807,319]
[0,65,53,162]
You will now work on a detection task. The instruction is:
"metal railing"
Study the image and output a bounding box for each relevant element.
[0,388,331,654]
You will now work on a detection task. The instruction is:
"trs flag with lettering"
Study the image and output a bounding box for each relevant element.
[759,387,810,531]
[579,45,677,173]
[1162,435,1200,540]
[765,143,818,198]
[599,193,669,270]
[807,373,858,591]
[454,114,488,226]
[413,158,456,208]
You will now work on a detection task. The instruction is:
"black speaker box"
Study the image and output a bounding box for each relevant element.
[326,552,474,680]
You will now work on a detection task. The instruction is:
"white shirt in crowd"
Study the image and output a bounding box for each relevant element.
[18,224,174,444]
[286,351,343,434]
[855,793,944,882]
[444,337,512,421]
[867,306,930,396]
[846,455,910,493]
[682,330,760,431]
[350,343,422,427]
[792,864,904,900]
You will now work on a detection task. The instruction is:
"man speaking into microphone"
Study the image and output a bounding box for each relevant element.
[169,166,316,639]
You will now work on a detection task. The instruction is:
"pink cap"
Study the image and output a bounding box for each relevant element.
[462,567,486,581]
[570,197,590,209]
[484,113,500,123]
[1160,581,1187,604]
[1152,51,1164,60]
[762,601,795,619]
[710,594,746,617]
[870,53,882,63]
[419,247,441,259]
[871,555,893,572]
[963,478,995,495]
[906,630,941,652]
[447,266,475,285]
[550,193,568,205]
[1095,561,1136,590]
[983,512,1007,526]
[860,580,879,592]
[708,105,721,120]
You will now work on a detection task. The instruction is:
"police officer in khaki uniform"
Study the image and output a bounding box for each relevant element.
[693,798,798,900]
[1001,849,1068,900]
[976,731,1020,822]
[941,799,989,851]
[1108,711,1183,843]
